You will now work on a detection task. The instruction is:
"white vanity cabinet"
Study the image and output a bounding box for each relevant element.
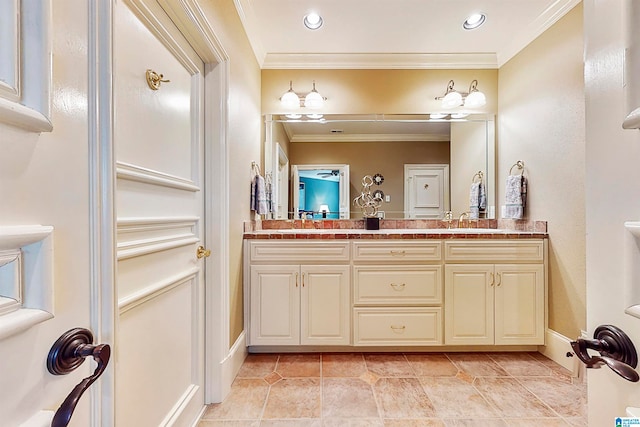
[246,241,351,346]
[443,240,546,346]
[352,241,443,345]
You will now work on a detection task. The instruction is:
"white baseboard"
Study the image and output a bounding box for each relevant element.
[217,331,248,403]
[538,328,584,378]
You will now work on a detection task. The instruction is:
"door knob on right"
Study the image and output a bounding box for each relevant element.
[570,324,639,382]
[196,245,211,259]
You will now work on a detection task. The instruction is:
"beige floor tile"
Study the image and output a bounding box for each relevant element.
[323,418,384,426]
[198,421,260,427]
[502,419,570,426]
[446,353,508,377]
[374,377,436,418]
[518,377,587,418]
[384,419,445,426]
[263,378,321,419]
[364,353,415,377]
[236,354,279,378]
[443,419,506,427]
[420,376,499,418]
[472,377,556,418]
[260,420,322,426]
[201,378,268,420]
[276,354,321,378]
[322,353,367,377]
[322,378,379,418]
[405,354,459,377]
[487,353,551,376]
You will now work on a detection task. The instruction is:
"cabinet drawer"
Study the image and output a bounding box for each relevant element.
[444,240,544,263]
[250,241,350,262]
[353,307,442,345]
[353,265,442,305]
[352,241,442,262]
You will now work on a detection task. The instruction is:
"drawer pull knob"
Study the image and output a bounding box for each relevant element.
[390,250,406,256]
[390,283,406,291]
[390,325,406,333]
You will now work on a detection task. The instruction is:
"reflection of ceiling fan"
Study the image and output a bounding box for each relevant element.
[317,170,339,178]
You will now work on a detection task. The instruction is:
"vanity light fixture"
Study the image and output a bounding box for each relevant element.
[435,79,486,109]
[303,12,323,30]
[463,13,486,30]
[279,80,326,109]
[319,204,330,218]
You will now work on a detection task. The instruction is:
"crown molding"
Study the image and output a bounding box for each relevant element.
[262,53,499,70]
[233,0,266,66]
[496,0,581,67]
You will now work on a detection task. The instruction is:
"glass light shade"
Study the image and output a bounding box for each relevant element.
[285,113,302,119]
[306,113,324,119]
[304,90,324,109]
[319,204,329,212]
[281,90,300,109]
[429,113,448,119]
[464,90,486,108]
[441,91,463,108]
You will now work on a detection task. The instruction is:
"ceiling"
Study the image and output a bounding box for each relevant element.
[275,114,454,143]
[234,0,580,69]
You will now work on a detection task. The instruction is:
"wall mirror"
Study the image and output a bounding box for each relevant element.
[264,114,495,220]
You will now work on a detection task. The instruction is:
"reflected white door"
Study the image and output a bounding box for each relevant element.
[114,1,205,425]
[404,164,450,218]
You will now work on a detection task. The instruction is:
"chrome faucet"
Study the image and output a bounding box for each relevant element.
[458,212,470,229]
[443,211,454,229]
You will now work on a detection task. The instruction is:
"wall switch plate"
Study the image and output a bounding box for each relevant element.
[385,195,390,202]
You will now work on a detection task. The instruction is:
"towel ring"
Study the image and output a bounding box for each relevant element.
[471,171,484,183]
[509,160,525,176]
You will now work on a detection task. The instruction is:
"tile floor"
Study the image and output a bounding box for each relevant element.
[199,352,586,426]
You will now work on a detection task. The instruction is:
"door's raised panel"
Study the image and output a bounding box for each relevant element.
[353,265,442,305]
[444,240,544,263]
[301,265,350,345]
[117,277,200,427]
[250,241,350,262]
[352,241,442,262]
[353,307,442,345]
[494,264,545,345]
[249,265,300,346]
[444,264,494,345]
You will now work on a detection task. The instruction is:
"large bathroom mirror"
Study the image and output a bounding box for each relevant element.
[264,114,495,220]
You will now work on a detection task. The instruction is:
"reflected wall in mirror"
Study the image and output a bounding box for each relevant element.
[264,114,495,220]
[291,164,350,219]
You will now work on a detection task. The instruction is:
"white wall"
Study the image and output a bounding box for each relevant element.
[498,4,586,339]
[584,0,640,422]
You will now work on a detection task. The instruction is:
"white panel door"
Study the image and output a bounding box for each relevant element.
[114,1,206,425]
[404,164,450,218]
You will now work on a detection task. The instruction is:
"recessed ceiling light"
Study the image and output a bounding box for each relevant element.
[304,12,323,30]
[463,13,486,30]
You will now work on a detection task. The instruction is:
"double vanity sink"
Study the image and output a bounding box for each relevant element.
[243,219,548,351]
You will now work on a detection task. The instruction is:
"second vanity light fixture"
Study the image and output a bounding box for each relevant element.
[435,79,486,109]
[280,80,326,109]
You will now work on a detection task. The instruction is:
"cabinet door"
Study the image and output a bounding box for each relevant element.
[444,264,494,345]
[300,265,351,345]
[494,264,545,345]
[249,265,300,345]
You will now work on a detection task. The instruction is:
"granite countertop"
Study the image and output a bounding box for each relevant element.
[243,219,548,239]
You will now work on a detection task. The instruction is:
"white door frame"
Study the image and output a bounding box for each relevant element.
[90,1,231,423]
